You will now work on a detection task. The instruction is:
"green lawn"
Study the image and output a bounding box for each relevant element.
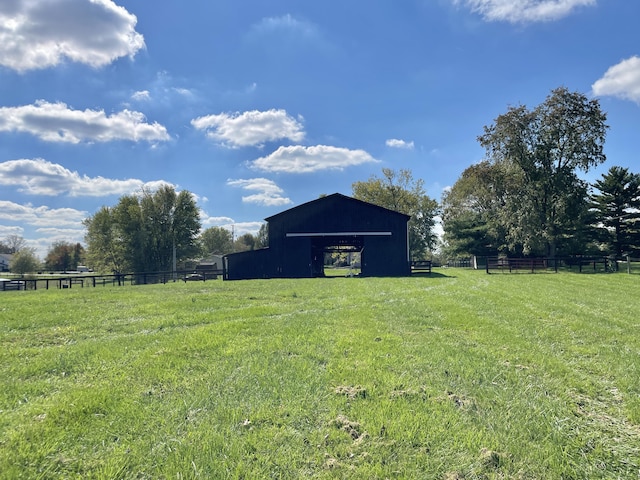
[1,269,639,479]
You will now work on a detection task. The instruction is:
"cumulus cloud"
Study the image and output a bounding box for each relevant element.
[251,145,379,173]
[227,178,292,207]
[199,213,234,228]
[0,101,170,143]
[0,158,174,196]
[0,200,87,228]
[0,0,145,72]
[191,109,305,148]
[454,0,595,23]
[386,138,415,150]
[592,56,640,104]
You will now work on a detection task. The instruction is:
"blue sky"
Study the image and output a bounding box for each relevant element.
[1,0,639,259]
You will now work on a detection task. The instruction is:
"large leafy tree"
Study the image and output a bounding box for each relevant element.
[10,248,40,275]
[84,186,201,273]
[478,87,608,256]
[44,241,84,271]
[442,161,516,257]
[83,206,127,273]
[200,226,234,256]
[590,166,640,256]
[352,168,439,260]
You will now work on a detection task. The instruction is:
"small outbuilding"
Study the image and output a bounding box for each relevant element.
[224,193,410,280]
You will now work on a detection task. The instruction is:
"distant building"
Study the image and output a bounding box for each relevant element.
[0,254,12,272]
[224,193,410,280]
[195,255,224,277]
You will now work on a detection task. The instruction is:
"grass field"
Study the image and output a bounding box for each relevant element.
[1,269,639,479]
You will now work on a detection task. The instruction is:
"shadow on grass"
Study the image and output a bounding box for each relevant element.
[411,271,455,279]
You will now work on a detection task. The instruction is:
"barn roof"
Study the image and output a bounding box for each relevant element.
[264,193,410,222]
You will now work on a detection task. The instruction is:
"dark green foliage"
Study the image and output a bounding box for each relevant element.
[444,88,608,258]
[590,166,640,256]
[84,186,200,273]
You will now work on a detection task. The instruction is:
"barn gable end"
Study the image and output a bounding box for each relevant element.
[224,193,410,280]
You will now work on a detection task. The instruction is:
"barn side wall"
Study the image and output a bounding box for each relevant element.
[224,248,272,280]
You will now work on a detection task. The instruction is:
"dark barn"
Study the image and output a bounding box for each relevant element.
[224,193,410,280]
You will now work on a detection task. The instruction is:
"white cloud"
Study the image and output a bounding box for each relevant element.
[132,90,151,101]
[0,101,170,143]
[232,222,264,237]
[200,213,235,228]
[198,213,262,237]
[0,0,145,72]
[252,14,319,38]
[592,56,640,104]
[227,178,292,207]
[454,0,595,23]
[191,109,305,148]
[0,158,174,196]
[251,145,379,173]
[0,200,87,228]
[386,138,415,150]
[0,225,24,237]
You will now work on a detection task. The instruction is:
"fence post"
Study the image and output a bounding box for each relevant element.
[627,255,631,274]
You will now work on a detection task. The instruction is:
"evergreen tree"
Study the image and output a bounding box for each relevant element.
[590,166,640,256]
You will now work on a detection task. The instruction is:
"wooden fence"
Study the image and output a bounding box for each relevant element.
[0,269,223,291]
[484,256,640,274]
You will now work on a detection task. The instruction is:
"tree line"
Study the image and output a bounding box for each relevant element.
[442,87,640,260]
[5,87,639,275]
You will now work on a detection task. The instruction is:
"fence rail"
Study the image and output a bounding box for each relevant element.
[0,269,223,292]
[483,256,640,274]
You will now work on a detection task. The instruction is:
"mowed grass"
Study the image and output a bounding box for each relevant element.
[1,269,639,479]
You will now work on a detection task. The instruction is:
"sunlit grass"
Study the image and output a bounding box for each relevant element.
[1,269,639,478]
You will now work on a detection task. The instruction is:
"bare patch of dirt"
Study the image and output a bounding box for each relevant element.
[332,415,368,443]
[442,390,475,410]
[479,447,504,469]
[334,385,367,399]
[443,472,465,480]
[390,386,427,400]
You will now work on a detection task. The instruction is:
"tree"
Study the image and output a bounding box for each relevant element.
[590,166,640,256]
[84,186,201,273]
[44,241,85,271]
[10,248,40,275]
[255,223,269,249]
[442,161,515,257]
[478,87,608,256]
[1,235,27,254]
[352,168,439,260]
[83,206,127,273]
[200,226,234,256]
[234,233,256,252]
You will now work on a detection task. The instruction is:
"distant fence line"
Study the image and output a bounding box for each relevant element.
[482,256,640,274]
[1,269,222,292]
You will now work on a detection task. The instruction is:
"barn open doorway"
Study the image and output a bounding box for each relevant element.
[310,235,364,277]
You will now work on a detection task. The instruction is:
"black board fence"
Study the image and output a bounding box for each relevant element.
[1,269,223,291]
[483,256,640,274]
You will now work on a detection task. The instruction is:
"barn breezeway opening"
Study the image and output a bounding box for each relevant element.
[310,235,364,277]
